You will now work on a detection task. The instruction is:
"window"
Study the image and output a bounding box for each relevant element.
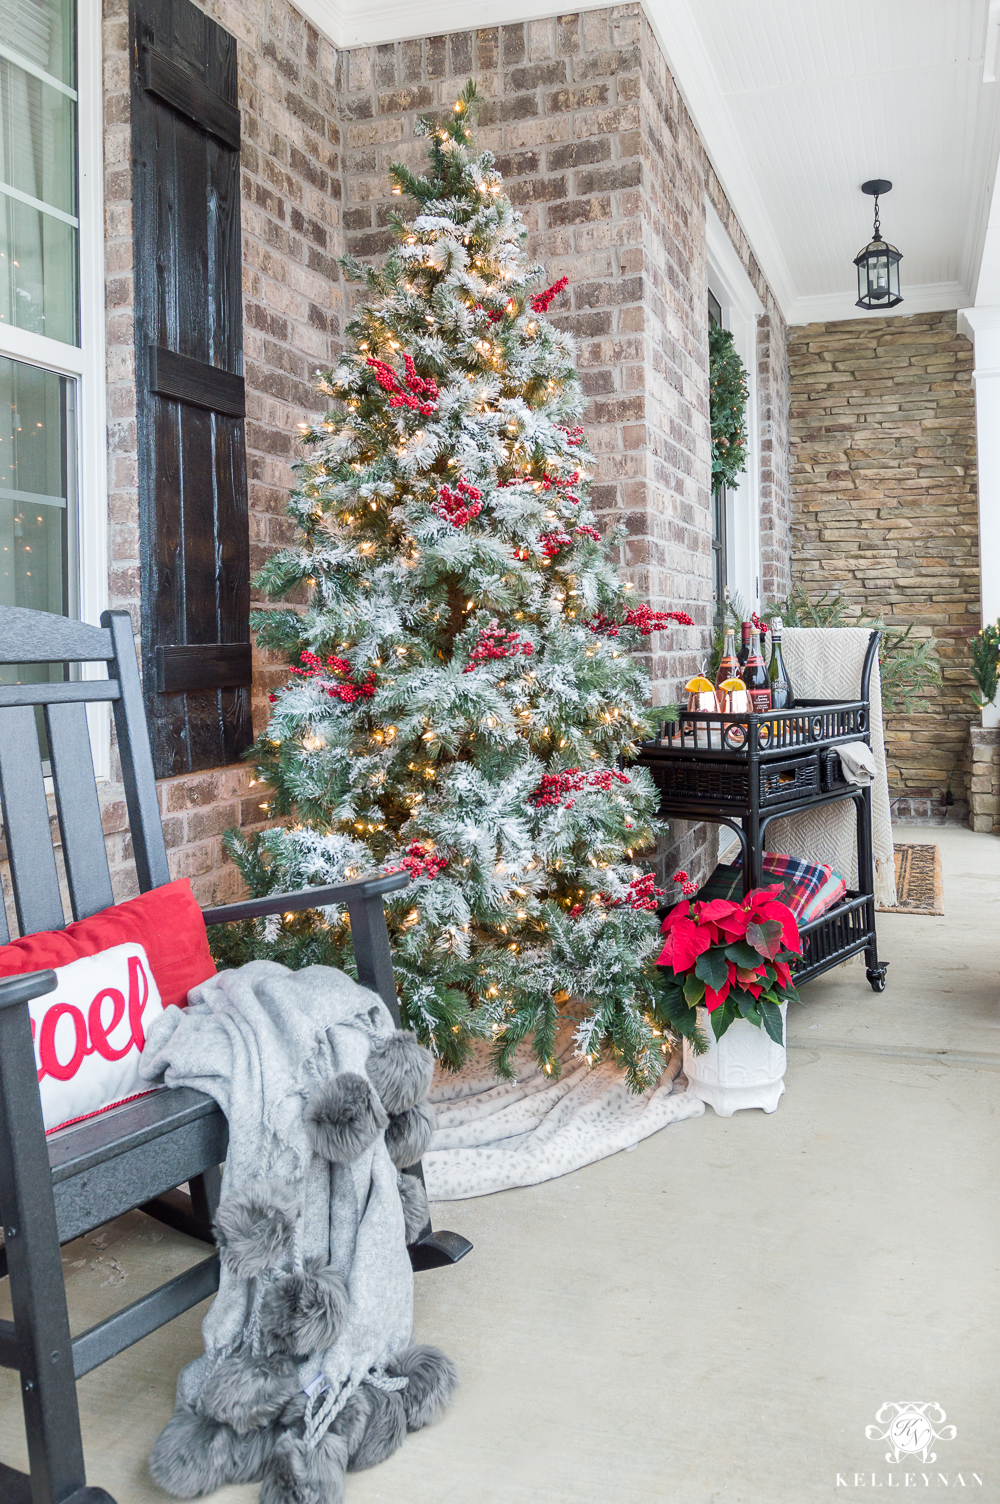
[0,0,79,345]
[0,355,77,619]
[0,0,108,769]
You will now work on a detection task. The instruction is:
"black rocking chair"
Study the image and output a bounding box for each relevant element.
[0,604,471,1504]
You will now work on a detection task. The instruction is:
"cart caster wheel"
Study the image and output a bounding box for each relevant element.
[866,965,888,993]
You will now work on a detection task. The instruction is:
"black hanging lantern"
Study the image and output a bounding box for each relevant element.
[854,179,903,310]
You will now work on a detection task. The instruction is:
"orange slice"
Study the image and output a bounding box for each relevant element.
[718,678,746,693]
[684,675,715,694]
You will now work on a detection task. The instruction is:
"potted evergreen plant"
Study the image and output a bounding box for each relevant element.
[654,879,802,1115]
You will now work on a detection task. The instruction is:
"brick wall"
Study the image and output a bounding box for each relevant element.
[788,310,978,815]
[90,0,792,909]
[101,0,345,904]
[334,4,790,881]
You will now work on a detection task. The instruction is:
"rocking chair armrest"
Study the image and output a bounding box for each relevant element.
[0,969,58,1011]
[200,869,411,927]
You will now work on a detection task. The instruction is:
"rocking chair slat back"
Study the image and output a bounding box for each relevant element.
[105,612,171,894]
[0,705,66,938]
[0,604,113,665]
[0,608,172,928]
[46,702,116,922]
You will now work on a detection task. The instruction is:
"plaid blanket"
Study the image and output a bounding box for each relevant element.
[695,852,847,924]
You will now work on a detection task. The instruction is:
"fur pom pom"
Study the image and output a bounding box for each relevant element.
[304,1073,388,1163]
[260,1428,348,1504]
[214,1179,302,1280]
[389,1344,460,1432]
[366,1030,434,1115]
[260,1257,349,1358]
[385,1101,434,1168]
[346,1385,407,1471]
[149,1404,274,1496]
[396,1170,429,1243]
[200,1351,299,1434]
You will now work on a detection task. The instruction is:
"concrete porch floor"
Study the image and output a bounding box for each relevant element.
[1,823,997,1502]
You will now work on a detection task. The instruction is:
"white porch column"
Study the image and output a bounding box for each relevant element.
[958,306,1000,727]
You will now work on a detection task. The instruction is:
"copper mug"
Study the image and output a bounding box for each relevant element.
[717,677,749,749]
[684,676,721,747]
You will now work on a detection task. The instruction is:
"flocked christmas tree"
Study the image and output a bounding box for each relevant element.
[218,83,695,1090]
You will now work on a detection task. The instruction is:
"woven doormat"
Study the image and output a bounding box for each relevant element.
[878,844,943,915]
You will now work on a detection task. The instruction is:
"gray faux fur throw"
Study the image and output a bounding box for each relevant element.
[138,960,458,1503]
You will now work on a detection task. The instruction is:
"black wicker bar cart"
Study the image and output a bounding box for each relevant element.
[633,631,889,994]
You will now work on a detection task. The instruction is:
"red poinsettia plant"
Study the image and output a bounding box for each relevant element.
[653,878,802,1052]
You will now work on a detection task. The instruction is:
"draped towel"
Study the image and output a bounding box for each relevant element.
[770,628,896,908]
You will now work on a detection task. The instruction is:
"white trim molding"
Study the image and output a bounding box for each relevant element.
[77,0,110,776]
[787,280,970,328]
[957,304,1000,728]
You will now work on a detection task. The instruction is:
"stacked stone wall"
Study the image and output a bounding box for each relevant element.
[787,310,978,817]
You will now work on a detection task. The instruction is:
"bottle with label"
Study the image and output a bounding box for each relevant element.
[741,627,772,713]
[715,628,738,688]
[768,616,794,710]
[737,621,752,668]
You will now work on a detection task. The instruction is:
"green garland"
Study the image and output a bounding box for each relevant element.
[709,323,749,491]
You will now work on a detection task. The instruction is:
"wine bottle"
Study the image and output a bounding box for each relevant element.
[737,621,752,668]
[715,628,737,687]
[768,616,794,710]
[741,627,771,713]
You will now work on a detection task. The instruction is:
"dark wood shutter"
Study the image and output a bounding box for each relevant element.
[129,0,251,778]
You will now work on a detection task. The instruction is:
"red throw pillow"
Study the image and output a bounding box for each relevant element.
[0,880,217,1135]
[0,878,216,1011]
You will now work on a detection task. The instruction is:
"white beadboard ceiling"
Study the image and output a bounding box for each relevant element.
[294,0,1000,325]
[691,0,1000,323]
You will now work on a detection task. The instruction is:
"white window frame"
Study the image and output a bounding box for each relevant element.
[705,198,763,614]
[0,0,109,776]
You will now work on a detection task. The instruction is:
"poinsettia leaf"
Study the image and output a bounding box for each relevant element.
[759,997,785,1045]
[695,947,730,992]
[724,939,763,970]
[669,916,714,972]
[656,997,696,1037]
[656,976,685,1006]
[698,899,740,923]
[736,995,762,1026]
[680,1014,712,1054]
[665,1005,698,1035]
[747,919,783,961]
[710,998,737,1041]
[683,971,706,1008]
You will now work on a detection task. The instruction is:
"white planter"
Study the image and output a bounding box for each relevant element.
[682,1002,787,1116]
